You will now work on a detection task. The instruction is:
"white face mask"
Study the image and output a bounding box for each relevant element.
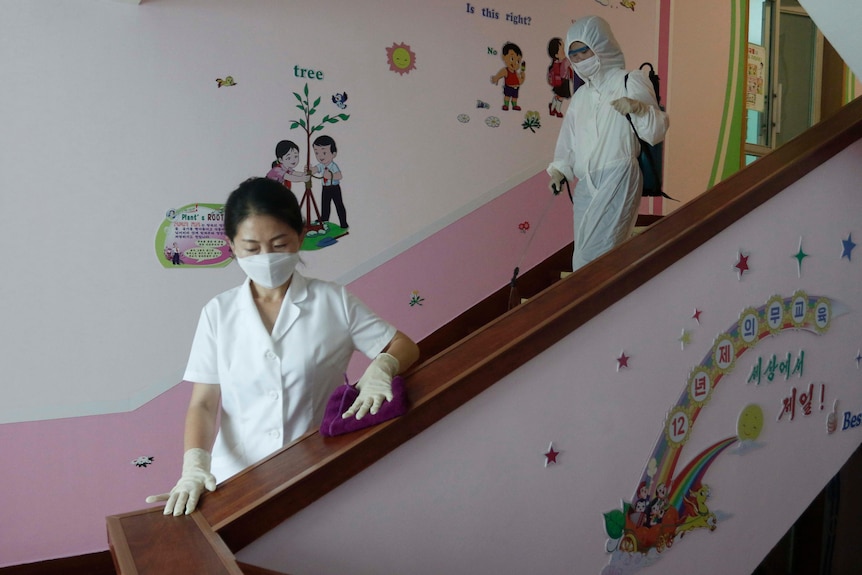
[572,54,600,80]
[235,252,299,289]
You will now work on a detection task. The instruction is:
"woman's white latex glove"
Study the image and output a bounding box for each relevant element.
[145,448,217,516]
[548,168,566,195]
[343,352,400,420]
[611,97,648,116]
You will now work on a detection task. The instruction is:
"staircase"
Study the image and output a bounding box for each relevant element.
[107,96,862,575]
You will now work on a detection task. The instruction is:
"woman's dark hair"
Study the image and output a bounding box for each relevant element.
[224,177,304,240]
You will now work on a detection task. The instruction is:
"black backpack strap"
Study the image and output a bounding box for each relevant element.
[623,74,642,140]
[623,73,670,198]
[639,62,661,107]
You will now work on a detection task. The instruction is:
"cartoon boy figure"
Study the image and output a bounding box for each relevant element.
[491,42,525,111]
[312,135,348,230]
[266,140,310,192]
[645,481,669,526]
[171,242,181,265]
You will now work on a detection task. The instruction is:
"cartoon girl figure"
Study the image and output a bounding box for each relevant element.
[171,242,181,265]
[546,37,583,118]
[630,481,650,527]
[636,481,649,502]
[652,482,669,508]
[630,498,648,528]
[491,42,525,111]
[266,140,310,192]
[647,501,666,527]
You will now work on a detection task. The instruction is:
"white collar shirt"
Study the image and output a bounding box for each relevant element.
[183,272,396,481]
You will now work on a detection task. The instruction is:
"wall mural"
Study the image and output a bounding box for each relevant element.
[150,1,659,280]
[601,290,847,574]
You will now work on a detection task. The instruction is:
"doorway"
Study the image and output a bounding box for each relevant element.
[744,0,844,164]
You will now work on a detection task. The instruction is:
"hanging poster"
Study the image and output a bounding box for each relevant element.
[154,203,232,268]
[746,43,767,112]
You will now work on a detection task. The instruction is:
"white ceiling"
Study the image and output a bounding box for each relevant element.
[799,0,862,79]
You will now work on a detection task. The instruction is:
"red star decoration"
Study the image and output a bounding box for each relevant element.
[544,443,560,466]
[617,351,630,371]
[692,309,702,324]
[734,252,750,279]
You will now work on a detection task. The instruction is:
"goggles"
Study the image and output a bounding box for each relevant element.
[567,45,591,58]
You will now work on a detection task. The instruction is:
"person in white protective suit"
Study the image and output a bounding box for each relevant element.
[146,177,420,516]
[547,16,669,271]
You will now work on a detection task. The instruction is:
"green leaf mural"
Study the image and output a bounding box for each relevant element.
[604,508,627,540]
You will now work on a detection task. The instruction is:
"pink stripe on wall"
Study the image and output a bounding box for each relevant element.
[659,0,671,105]
[345,170,573,380]
[0,383,190,565]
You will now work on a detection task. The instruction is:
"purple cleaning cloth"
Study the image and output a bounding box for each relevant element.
[319,375,408,437]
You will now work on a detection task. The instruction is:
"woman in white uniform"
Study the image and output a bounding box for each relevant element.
[148,177,420,516]
[547,16,669,271]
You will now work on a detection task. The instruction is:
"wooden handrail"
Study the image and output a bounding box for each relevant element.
[107,96,862,574]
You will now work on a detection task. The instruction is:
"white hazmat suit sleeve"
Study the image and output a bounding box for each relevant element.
[547,109,578,184]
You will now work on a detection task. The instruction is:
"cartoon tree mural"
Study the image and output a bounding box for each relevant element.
[290,83,350,232]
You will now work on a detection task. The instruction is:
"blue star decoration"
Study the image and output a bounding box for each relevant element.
[544,442,560,467]
[856,350,862,369]
[841,233,856,261]
[793,237,809,278]
[132,456,155,468]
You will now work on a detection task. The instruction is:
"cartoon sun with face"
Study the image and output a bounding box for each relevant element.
[737,403,764,441]
[386,42,417,75]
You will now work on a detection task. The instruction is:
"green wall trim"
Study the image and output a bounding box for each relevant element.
[709,0,747,188]
[845,69,857,104]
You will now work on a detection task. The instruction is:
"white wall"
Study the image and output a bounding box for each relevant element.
[0,0,659,423]
[800,0,862,80]
[239,141,862,575]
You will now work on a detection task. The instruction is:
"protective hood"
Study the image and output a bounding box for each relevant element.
[566,15,625,78]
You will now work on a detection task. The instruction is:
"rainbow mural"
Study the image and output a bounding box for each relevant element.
[602,291,842,574]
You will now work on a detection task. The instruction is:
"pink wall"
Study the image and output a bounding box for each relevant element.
[0,385,188,564]
[238,141,862,575]
[0,171,571,567]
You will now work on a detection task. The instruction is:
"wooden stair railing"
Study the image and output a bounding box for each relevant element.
[108,96,862,575]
